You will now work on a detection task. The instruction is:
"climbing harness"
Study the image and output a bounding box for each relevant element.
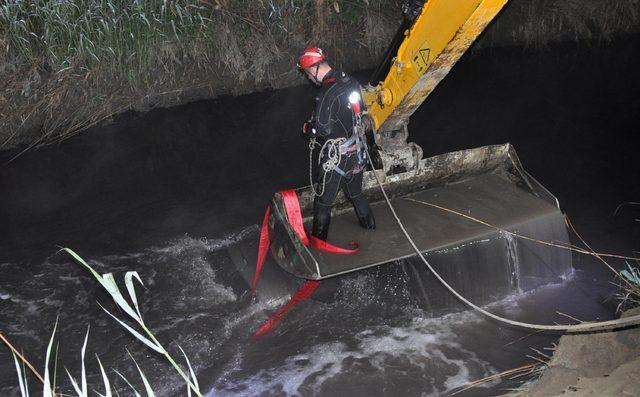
[308,98,368,197]
[308,136,367,197]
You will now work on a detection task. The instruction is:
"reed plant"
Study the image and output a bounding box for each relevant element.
[7,248,202,396]
[618,263,640,310]
[61,247,202,396]
[10,324,196,396]
[0,0,397,150]
[2,0,218,75]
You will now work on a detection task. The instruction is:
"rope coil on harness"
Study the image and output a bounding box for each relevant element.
[308,105,368,197]
[309,136,367,197]
[366,150,640,333]
[309,137,347,197]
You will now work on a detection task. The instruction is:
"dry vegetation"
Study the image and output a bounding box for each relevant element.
[0,0,638,151]
[0,0,400,150]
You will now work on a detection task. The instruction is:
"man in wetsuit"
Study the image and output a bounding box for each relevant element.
[297,47,376,241]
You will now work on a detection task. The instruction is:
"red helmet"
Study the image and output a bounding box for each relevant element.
[297,47,325,70]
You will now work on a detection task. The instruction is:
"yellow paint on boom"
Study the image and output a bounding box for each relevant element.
[365,0,510,133]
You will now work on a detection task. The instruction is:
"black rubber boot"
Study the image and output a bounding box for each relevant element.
[352,196,376,230]
[358,210,376,230]
[312,201,332,241]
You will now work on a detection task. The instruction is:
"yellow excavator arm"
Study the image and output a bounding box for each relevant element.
[364,0,510,133]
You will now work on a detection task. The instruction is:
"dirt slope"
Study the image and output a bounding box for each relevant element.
[524,308,640,396]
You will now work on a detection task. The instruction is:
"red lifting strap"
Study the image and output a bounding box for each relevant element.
[252,190,360,295]
[309,236,360,253]
[281,189,309,245]
[280,189,360,254]
[251,206,271,297]
[251,191,360,296]
[252,190,360,336]
[253,280,320,337]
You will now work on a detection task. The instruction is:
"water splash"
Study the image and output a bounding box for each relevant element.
[210,311,497,397]
[431,237,492,254]
[503,231,521,293]
[149,225,258,256]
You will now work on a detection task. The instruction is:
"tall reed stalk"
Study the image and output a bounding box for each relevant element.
[61,248,202,396]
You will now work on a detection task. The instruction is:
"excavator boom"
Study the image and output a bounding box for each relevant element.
[365,0,509,133]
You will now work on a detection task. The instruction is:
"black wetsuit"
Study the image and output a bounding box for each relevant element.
[310,70,376,241]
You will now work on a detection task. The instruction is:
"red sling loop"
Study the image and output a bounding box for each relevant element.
[250,206,272,297]
[253,280,321,337]
[252,189,360,336]
[251,189,359,295]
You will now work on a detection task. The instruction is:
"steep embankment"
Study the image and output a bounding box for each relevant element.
[0,0,638,150]
[523,308,640,396]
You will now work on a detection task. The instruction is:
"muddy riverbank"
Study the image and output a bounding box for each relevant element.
[524,308,640,396]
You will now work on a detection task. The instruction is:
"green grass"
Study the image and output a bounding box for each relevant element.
[1,0,217,78]
[0,0,388,80]
[2,0,635,150]
[0,0,396,149]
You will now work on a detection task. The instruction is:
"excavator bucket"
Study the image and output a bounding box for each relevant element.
[247,1,574,312]
[267,144,572,292]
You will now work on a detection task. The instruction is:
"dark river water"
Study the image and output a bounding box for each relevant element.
[1,36,639,396]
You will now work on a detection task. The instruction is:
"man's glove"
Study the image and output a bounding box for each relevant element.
[302,121,317,138]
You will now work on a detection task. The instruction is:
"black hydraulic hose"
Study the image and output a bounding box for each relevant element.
[369,0,426,85]
[369,18,413,85]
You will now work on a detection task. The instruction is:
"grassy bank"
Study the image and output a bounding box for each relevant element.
[0,0,400,150]
[0,0,638,151]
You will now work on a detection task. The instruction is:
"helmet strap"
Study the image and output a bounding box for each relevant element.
[312,63,322,84]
